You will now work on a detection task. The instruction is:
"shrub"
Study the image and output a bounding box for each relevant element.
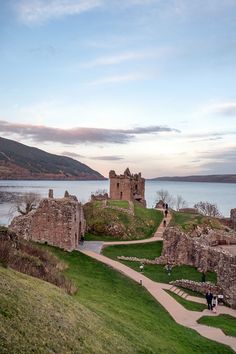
[0,240,12,267]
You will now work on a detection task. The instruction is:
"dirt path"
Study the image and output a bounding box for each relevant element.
[79,209,236,351]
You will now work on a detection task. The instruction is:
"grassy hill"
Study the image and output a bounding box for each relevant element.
[84,201,163,240]
[0,248,234,354]
[0,136,104,180]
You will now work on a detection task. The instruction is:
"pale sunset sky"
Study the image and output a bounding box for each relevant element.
[1,0,236,178]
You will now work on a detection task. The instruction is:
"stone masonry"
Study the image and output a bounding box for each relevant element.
[10,190,86,251]
[160,227,236,308]
[109,168,146,205]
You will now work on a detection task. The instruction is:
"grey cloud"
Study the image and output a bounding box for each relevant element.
[89,155,124,161]
[193,146,236,174]
[213,103,236,116]
[0,120,179,145]
[61,151,85,159]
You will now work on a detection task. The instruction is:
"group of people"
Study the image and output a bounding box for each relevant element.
[205,290,218,313]
[163,203,168,226]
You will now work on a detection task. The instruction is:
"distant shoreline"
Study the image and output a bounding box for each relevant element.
[149,175,236,183]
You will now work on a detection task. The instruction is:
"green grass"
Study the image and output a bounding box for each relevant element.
[107,260,216,284]
[178,286,205,298]
[107,200,129,209]
[1,247,233,353]
[102,243,217,284]
[166,290,207,311]
[198,314,236,337]
[48,247,233,353]
[85,232,120,241]
[84,200,163,240]
[171,211,223,231]
[103,241,163,259]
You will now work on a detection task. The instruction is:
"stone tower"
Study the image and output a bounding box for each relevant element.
[109,168,146,205]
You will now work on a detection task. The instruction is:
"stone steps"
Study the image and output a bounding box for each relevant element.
[169,285,189,299]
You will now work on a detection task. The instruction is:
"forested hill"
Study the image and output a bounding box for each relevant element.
[0,137,105,180]
[151,175,236,183]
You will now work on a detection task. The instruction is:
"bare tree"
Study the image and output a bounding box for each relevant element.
[156,189,174,207]
[193,201,221,217]
[175,195,187,211]
[15,193,41,215]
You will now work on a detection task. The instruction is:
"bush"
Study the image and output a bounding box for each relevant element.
[0,240,12,267]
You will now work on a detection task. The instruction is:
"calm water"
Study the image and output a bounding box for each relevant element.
[0,179,235,225]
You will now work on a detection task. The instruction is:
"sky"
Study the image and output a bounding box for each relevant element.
[0,0,236,178]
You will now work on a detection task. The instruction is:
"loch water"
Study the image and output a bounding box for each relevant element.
[0,179,235,225]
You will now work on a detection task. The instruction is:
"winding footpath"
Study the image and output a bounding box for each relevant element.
[79,210,236,352]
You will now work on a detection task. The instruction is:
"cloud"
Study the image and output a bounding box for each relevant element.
[14,0,236,25]
[15,0,103,25]
[88,73,151,86]
[84,52,147,67]
[0,120,179,145]
[83,47,171,67]
[196,146,236,174]
[61,151,85,159]
[89,155,124,160]
[203,101,236,116]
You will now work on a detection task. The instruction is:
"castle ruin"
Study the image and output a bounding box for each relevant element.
[10,190,85,251]
[109,168,146,205]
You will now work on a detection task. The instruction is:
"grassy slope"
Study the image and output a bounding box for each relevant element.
[0,268,132,354]
[165,290,207,312]
[170,211,223,231]
[107,200,129,208]
[0,249,234,354]
[84,201,163,240]
[102,243,217,284]
[51,248,233,353]
[103,241,163,259]
[198,315,236,337]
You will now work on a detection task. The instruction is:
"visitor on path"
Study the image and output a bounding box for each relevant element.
[201,272,206,282]
[165,203,168,210]
[163,219,167,227]
[80,235,85,245]
[140,263,144,272]
[212,295,218,313]
[164,209,168,218]
[206,290,213,310]
[165,263,172,276]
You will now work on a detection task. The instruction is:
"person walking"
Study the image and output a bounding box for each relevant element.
[206,290,213,310]
[164,209,168,218]
[140,263,144,272]
[212,295,218,313]
[163,219,167,227]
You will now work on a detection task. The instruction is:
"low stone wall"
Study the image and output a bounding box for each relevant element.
[117,256,163,264]
[170,280,222,296]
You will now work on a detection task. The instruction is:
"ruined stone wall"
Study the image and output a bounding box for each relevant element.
[161,227,236,308]
[109,168,145,204]
[10,192,85,251]
[231,209,236,230]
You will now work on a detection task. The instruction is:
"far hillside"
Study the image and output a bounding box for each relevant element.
[84,200,163,240]
[0,136,105,180]
[151,174,236,183]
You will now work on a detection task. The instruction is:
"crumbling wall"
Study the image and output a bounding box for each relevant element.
[161,227,236,308]
[10,191,85,251]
